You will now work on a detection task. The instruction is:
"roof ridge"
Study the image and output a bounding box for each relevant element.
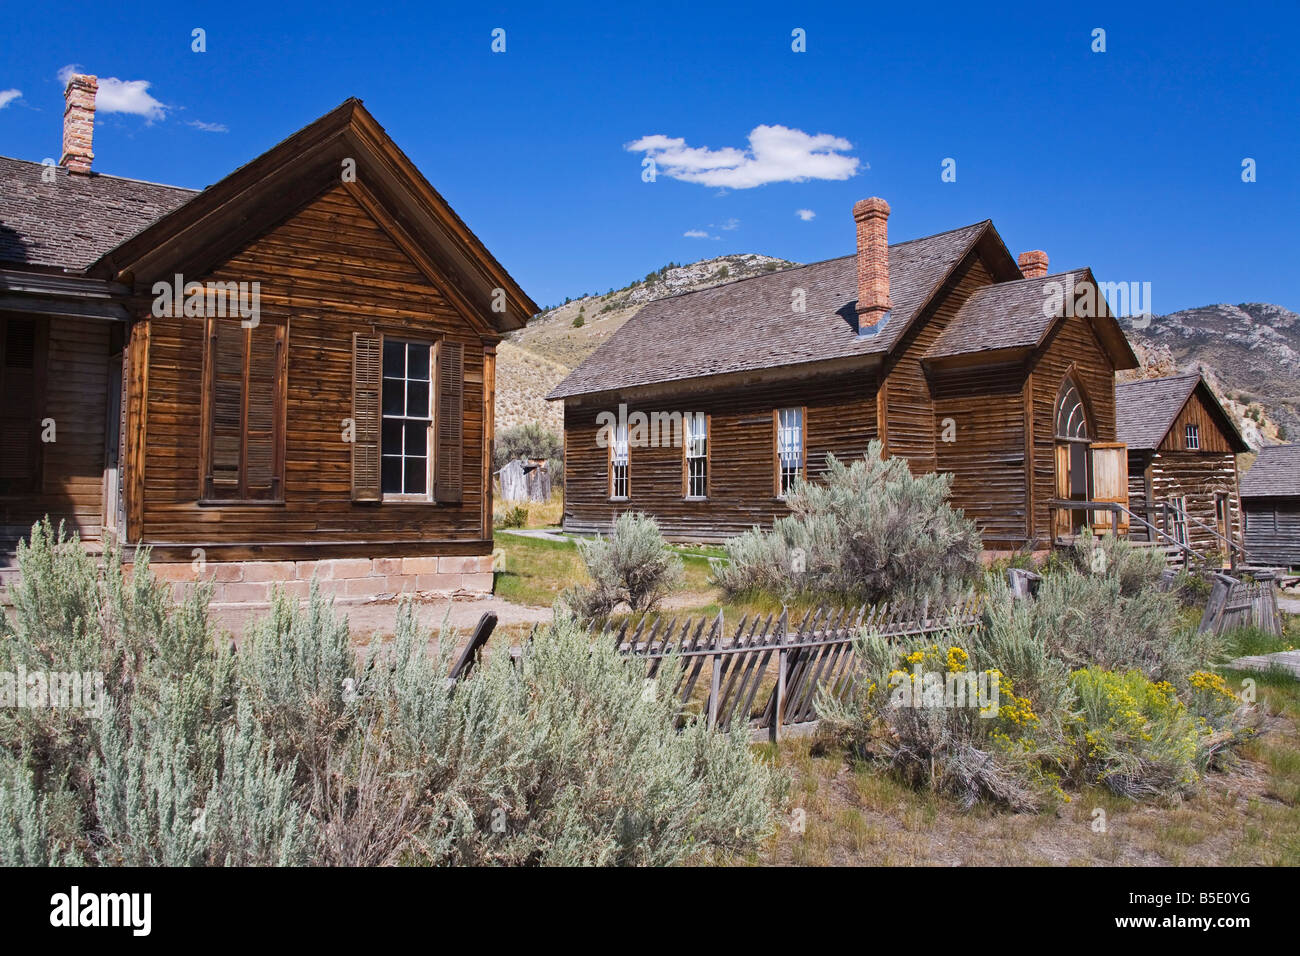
[0,154,199,193]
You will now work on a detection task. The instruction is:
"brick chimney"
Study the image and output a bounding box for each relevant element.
[853,197,892,329]
[60,73,97,174]
[1018,250,1049,280]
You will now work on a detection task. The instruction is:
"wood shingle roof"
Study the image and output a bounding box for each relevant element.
[0,156,197,271]
[1240,443,1300,498]
[549,221,991,400]
[1115,373,1248,453]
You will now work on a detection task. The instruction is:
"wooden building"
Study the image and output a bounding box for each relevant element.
[1240,444,1300,568]
[548,198,1139,548]
[1115,373,1248,561]
[0,78,535,602]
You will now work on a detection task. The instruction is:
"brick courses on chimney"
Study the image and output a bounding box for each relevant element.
[60,73,97,174]
[852,197,892,330]
[1018,249,1049,280]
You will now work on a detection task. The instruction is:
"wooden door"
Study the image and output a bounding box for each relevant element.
[102,354,124,536]
[1090,442,1129,534]
[1053,443,1071,540]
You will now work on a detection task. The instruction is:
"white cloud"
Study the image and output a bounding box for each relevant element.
[187,120,229,133]
[58,65,168,122]
[796,209,816,221]
[0,89,22,110]
[626,125,860,189]
[683,229,715,239]
[716,217,740,231]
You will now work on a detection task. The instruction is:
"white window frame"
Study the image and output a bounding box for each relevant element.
[685,412,708,499]
[776,407,804,499]
[1185,424,1200,450]
[381,338,434,501]
[609,422,629,500]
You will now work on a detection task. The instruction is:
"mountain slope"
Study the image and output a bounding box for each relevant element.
[1120,303,1298,445]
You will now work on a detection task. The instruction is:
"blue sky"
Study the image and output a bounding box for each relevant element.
[2,0,1296,313]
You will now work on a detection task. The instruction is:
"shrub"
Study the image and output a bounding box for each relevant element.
[1069,668,1201,800]
[572,315,584,328]
[712,446,981,610]
[563,512,684,618]
[1002,530,1222,685]
[498,504,529,529]
[817,622,1066,811]
[1,520,779,866]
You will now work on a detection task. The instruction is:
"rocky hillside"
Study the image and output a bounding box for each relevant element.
[1120,303,1299,447]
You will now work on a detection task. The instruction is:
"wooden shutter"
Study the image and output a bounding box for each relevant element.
[1090,442,1129,534]
[244,324,285,500]
[207,319,245,498]
[434,339,464,503]
[351,332,381,502]
[0,319,39,493]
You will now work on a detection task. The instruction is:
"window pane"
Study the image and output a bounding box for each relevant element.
[382,418,403,454]
[406,380,430,417]
[404,457,426,495]
[382,378,405,416]
[383,340,405,378]
[407,344,430,380]
[381,456,402,494]
[404,421,427,457]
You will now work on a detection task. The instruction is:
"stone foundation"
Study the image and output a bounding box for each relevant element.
[143,555,496,606]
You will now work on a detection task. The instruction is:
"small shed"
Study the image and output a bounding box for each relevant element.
[497,457,552,503]
[1240,444,1300,568]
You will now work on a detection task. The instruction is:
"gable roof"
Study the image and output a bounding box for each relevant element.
[85,99,536,332]
[549,220,1007,400]
[1115,373,1248,452]
[0,156,197,271]
[925,268,1139,369]
[1240,443,1300,498]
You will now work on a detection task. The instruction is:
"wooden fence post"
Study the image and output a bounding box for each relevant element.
[771,607,789,744]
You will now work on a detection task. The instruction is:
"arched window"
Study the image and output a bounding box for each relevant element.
[1055,378,1089,440]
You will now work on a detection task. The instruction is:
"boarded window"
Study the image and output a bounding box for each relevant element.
[0,318,43,495]
[776,407,804,498]
[202,319,286,501]
[685,412,708,498]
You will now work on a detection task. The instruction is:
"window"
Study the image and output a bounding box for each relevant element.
[0,318,43,495]
[1185,424,1200,450]
[1055,380,1089,440]
[202,319,286,501]
[609,422,629,499]
[381,339,433,497]
[776,407,804,498]
[1171,495,1189,546]
[685,412,708,498]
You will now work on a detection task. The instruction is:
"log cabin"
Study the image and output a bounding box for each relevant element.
[0,77,535,603]
[548,197,1140,549]
[1115,373,1248,563]
[1240,444,1300,569]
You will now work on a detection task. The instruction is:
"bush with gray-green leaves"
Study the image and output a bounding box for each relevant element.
[0,519,782,866]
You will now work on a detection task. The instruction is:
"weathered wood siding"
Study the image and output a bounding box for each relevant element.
[1243,498,1300,567]
[932,362,1029,545]
[1160,389,1236,453]
[133,184,491,559]
[880,256,993,471]
[0,316,112,551]
[1027,313,1118,541]
[562,369,879,542]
